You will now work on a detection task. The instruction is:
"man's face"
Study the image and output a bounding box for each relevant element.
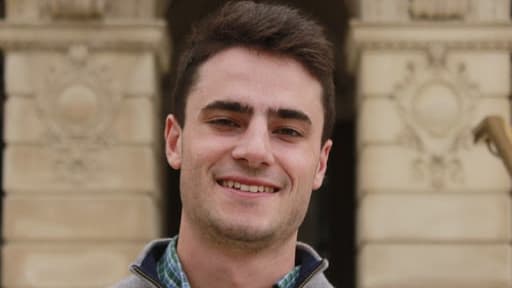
[165,47,332,246]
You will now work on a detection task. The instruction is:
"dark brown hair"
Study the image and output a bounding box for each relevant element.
[172,0,335,143]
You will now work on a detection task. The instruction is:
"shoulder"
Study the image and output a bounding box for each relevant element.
[109,238,174,288]
[304,272,334,288]
[131,238,172,266]
[296,242,334,288]
[109,275,153,288]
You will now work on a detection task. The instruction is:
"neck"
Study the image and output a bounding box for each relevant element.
[176,216,297,288]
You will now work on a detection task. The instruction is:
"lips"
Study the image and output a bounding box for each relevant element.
[218,179,278,193]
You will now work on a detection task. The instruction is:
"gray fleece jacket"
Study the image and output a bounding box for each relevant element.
[110,238,333,288]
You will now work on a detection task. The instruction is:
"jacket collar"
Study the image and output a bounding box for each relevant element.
[129,238,329,287]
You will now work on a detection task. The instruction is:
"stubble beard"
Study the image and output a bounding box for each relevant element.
[182,189,310,252]
[178,142,312,252]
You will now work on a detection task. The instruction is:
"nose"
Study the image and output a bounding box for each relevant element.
[231,119,274,168]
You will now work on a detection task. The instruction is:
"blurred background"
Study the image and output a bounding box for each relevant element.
[1,0,511,287]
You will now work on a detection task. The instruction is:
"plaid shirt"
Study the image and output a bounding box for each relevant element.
[157,236,301,288]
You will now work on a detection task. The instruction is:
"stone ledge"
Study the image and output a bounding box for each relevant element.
[0,20,169,71]
[348,22,512,72]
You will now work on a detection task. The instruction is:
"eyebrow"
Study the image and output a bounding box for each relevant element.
[201,100,312,124]
[270,108,312,125]
[202,100,253,114]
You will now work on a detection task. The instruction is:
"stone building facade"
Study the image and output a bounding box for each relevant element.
[1,0,511,287]
[350,0,512,287]
[1,0,169,287]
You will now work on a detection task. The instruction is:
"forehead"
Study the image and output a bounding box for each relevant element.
[189,47,324,120]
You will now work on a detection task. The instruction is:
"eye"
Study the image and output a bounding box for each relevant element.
[273,127,303,138]
[207,118,240,128]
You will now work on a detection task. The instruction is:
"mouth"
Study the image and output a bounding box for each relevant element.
[217,179,278,193]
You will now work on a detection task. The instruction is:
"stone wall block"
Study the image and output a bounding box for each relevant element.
[5,94,157,145]
[3,146,159,193]
[359,51,510,98]
[2,243,142,287]
[359,51,425,97]
[359,244,511,288]
[4,97,45,143]
[472,97,511,125]
[359,97,510,145]
[359,193,510,243]
[111,97,156,144]
[5,53,33,96]
[449,52,510,96]
[358,145,510,194]
[358,98,402,144]
[126,53,158,97]
[3,195,160,240]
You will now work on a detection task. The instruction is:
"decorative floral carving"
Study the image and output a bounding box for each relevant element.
[29,46,134,184]
[409,0,469,20]
[393,45,479,189]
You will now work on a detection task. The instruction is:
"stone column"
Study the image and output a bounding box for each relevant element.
[1,0,169,287]
[349,0,511,287]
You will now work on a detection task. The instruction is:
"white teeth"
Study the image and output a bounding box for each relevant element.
[221,180,275,193]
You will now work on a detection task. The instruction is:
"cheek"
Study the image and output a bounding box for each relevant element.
[274,145,319,181]
[181,134,234,169]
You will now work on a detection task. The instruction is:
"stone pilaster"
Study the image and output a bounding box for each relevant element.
[348,1,512,287]
[1,1,169,287]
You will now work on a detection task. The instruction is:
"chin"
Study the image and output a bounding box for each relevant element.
[210,219,277,244]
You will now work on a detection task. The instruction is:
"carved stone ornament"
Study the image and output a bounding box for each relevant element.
[393,45,479,189]
[409,0,469,20]
[49,0,106,19]
[30,45,133,184]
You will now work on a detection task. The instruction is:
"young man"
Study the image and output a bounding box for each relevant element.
[113,1,335,287]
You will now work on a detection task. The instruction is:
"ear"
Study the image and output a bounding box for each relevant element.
[312,139,332,190]
[164,114,183,169]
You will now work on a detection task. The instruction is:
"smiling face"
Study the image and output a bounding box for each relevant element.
[165,47,332,248]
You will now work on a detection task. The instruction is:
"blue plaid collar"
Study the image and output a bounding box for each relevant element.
[157,236,301,288]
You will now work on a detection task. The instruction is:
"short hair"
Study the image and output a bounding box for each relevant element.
[172,0,335,143]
